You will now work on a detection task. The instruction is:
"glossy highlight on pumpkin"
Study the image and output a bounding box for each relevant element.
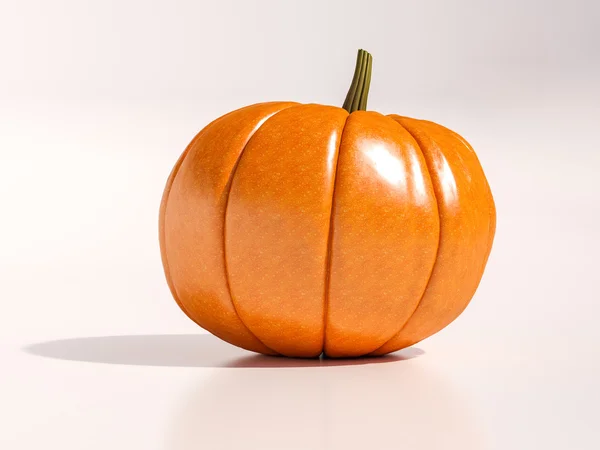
[159,51,495,358]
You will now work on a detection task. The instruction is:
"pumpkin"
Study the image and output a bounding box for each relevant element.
[159,49,496,358]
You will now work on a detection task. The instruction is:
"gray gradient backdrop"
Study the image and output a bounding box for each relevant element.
[1,1,599,449]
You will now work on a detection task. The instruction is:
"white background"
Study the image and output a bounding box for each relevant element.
[1,1,599,449]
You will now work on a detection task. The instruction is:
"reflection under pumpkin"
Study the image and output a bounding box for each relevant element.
[166,351,483,450]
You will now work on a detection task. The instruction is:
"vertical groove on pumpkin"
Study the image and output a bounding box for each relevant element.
[321,113,351,357]
[221,104,300,357]
[369,117,443,355]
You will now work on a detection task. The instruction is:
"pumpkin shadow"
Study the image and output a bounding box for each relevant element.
[166,355,485,450]
[23,334,422,368]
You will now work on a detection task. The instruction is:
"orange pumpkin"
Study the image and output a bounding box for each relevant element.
[159,50,496,358]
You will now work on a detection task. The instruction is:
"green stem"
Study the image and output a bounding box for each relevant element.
[342,49,373,113]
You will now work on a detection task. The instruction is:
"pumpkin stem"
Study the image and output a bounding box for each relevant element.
[342,49,373,113]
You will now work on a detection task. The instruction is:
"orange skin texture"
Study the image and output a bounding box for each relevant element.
[159,102,496,358]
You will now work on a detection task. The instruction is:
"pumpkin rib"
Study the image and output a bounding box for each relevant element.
[418,121,496,329]
[448,129,497,269]
[371,117,494,354]
[324,112,440,357]
[484,179,496,267]
[160,104,265,330]
[442,127,497,300]
[321,113,352,356]
[221,104,302,356]
[412,119,496,309]
[367,118,443,355]
[410,122,496,262]
[224,104,347,357]
[165,103,305,356]
[159,132,207,326]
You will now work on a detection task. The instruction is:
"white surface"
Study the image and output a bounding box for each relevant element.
[2,1,600,449]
